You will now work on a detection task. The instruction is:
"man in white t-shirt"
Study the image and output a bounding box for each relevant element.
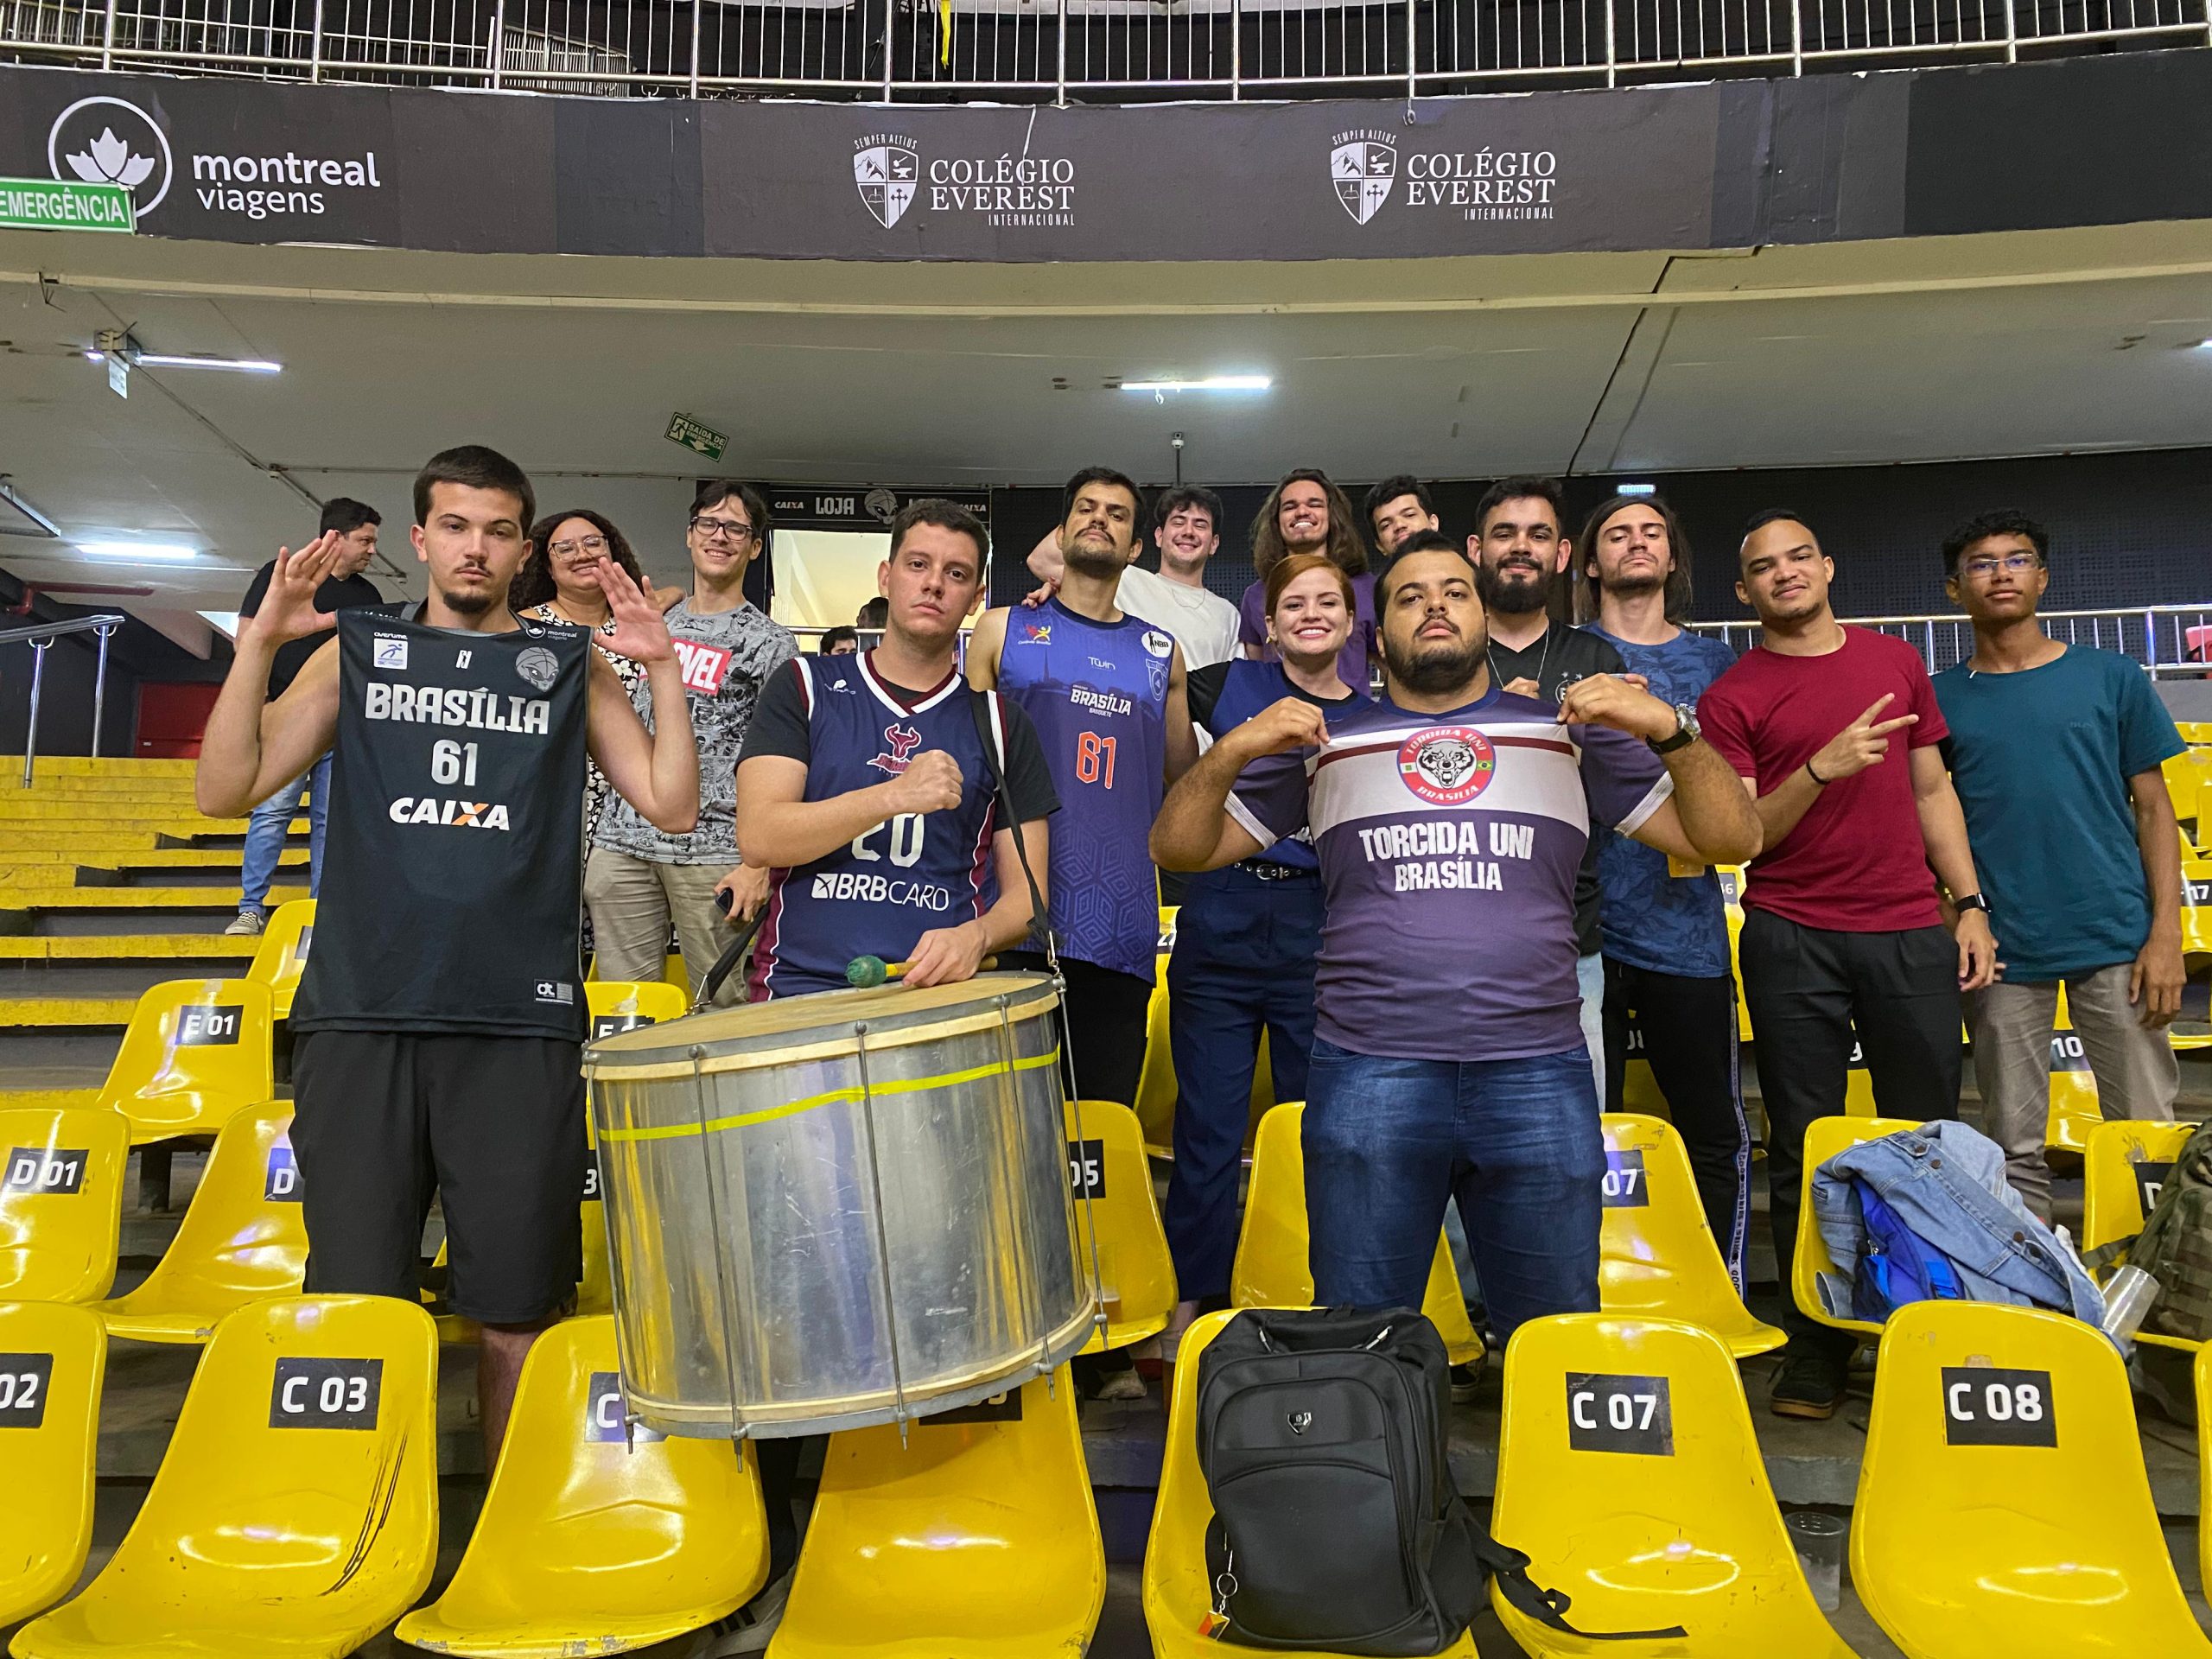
[1027,485,1243,669]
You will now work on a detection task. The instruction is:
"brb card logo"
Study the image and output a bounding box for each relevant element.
[1397,727,1496,806]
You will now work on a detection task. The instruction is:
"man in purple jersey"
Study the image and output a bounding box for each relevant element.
[1153,542,1761,1338]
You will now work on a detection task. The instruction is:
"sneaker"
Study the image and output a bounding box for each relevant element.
[224,908,267,937]
[703,1568,793,1655]
[1769,1344,1848,1421]
[1448,1361,1484,1405]
[1094,1361,1148,1402]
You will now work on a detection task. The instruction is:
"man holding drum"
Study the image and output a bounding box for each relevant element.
[731,499,1059,995]
[194,444,700,1461]
[1151,538,1762,1342]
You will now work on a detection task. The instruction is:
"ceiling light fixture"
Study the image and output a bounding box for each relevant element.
[131,353,283,373]
[77,541,200,563]
[1617,482,1658,496]
[1120,375,1272,393]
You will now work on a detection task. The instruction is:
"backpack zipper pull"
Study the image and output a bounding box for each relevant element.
[1363,1325,1394,1350]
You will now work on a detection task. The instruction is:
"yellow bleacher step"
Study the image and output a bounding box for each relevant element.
[0,936,259,961]
[0,1089,104,1110]
[3,756,197,777]
[0,887,309,911]
[0,999,141,1028]
[0,798,232,821]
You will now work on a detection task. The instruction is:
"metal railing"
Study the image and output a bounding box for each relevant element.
[1691,604,2212,679]
[3,613,124,786]
[3,0,2207,99]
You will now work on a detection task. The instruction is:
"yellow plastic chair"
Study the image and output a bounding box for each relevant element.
[1789,1115,1920,1340]
[2192,1344,2212,1601]
[585,978,688,1038]
[1065,1099,1176,1352]
[1493,1313,1853,1656]
[0,1107,130,1304]
[771,1366,1106,1659]
[2081,1118,2197,1353]
[1854,1300,2211,1658]
[245,899,316,1021]
[1133,943,1275,1159]
[2040,987,2107,1155]
[92,1101,305,1343]
[0,1302,106,1627]
[1599,1115,1784,1357]
[96,977,276,1145]
[14,1294,438,1659]
[1229,1103,1483,1368]
[1144,1308,1477,1658]
[397,1314,767,1656]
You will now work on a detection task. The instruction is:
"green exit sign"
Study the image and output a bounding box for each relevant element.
[0,177,134,233]
[665,413,728,462]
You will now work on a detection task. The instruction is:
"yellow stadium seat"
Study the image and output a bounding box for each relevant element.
[0,1108,130,1304]
[2039,986,2108,1155]
[575,981,684,1318]
[96,977,276,1145]
[0,1302,106,1627]
[396,1314,767,1656]
[92,1101,304,1343]
[771,1367,1105,1659]
[1717,867,1754,1043]
[1143,1308,1478,1659]
[2081,1118,2197,1354]
[1853,1300,2211,1658]
[1599,1115,1783,1358]
[1065,1099,1176,1353]
[1135,915,1274,1160]
[2195,1344,2212,1602]
[13,1294,438,1659]
[1493,1313,1853,1656]
[244,899,316,1021]
[1790,1115,1922,1340]
[1229,1103,1483,1368]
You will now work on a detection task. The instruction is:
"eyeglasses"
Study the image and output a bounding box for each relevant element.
[690,517,759,544]
[1961,551,2041,579]
[548,533,608,560]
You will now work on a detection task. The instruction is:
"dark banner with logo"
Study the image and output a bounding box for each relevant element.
[4,50,2210,260]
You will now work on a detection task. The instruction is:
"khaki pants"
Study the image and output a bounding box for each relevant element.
[1967,961,2178,1220]
[583,847,741,1006]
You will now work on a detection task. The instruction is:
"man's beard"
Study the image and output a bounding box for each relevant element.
[438,581,495,618]
[1382,630,1485,698]
[1601,566,1666,599]
[1477,560,1551,617]
[1062,533,1127,580]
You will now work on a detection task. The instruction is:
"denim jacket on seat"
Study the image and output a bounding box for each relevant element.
[1811,1120,2107,1330]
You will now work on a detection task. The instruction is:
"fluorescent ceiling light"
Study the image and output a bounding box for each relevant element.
[131,353,282,373]
[1120,375,1271,393]
[82,350,105,363]
[1617,482,1658,495]
[77,541,200,563]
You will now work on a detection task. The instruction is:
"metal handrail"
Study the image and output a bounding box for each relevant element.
[3,613,126,786]
[1690,602,2212,678]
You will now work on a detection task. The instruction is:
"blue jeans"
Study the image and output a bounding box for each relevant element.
[1304,1036,1604,1341]
[239,752,330,910]
[1163,867,1323,1303]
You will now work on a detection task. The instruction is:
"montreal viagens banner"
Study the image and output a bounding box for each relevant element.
[3,50,2209,261]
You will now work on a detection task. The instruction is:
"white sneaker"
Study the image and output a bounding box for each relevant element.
[703,1569,793,1656]
[225,909,267,937]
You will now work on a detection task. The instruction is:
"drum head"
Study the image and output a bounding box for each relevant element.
[583,969,1061,1077]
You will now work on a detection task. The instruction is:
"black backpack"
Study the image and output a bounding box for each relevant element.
[1196,1306,1682,1654]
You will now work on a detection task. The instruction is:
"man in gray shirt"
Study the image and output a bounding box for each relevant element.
[586,480,796,999]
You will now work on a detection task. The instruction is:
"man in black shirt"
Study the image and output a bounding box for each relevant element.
[1469,476,1626,1095]
[226,498,385,935]
[195,446,700,1463]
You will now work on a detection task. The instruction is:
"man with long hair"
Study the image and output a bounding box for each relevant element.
[1577,492,1751,1291]
[1238,468,1375,691]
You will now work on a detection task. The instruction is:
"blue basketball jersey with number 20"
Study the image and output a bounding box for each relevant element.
[995,598,1173,982]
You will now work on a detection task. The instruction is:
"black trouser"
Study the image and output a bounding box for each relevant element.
[1737,908,1963,1355]
[1001,951,1153,1107]
[1601,959,1753,1291]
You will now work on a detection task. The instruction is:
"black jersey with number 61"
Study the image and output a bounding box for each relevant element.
[292,607,590,1041]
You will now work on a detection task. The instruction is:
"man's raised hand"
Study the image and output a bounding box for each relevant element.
[593,558,677,667]
[243,532,344,647]
[1226,697,1330,760]
[885,750,964,817]
[1810,694,1917,783]
[1556,674,1678,743]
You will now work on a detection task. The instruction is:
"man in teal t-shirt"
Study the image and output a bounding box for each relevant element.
[1933,510,2187,1219]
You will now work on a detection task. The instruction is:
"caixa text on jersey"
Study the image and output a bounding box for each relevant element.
[362,682,552,734]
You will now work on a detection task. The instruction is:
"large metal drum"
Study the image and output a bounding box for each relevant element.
[582,971,1094,1439]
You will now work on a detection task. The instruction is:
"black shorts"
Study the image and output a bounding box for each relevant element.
[290,1029,586,1325]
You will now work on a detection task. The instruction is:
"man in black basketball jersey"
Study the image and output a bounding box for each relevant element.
[196,445,700,1458]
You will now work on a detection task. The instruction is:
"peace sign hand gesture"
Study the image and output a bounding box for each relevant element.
[591,557,677,668]
[1810,694,1917,784]
[242,532,344,648]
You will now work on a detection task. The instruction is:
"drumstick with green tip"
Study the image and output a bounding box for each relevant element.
[846,953,998,988]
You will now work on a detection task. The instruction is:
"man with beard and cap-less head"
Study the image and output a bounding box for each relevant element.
[1469,476,1624,1096]
[1027,485,1243,670]
[1238,469,1376,692]
[1152,539,1760,1343]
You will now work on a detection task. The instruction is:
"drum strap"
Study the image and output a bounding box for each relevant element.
[969,688,1058,973]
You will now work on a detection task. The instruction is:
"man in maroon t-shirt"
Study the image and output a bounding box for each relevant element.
[1700,509,1997,1421]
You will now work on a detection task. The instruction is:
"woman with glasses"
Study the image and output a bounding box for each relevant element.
[586,480,798,1003]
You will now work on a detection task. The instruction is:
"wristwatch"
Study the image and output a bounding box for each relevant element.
[1649,703,1700,755]
[1954,893,1993,918]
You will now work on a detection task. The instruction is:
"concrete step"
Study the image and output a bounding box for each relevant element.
[3,755,198,777]
[3,849,271,872]
[3,855,304,893]
[0,800,240,824]
[0,887,309,936]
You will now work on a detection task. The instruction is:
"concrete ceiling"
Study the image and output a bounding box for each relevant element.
[3,218,2211,625]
